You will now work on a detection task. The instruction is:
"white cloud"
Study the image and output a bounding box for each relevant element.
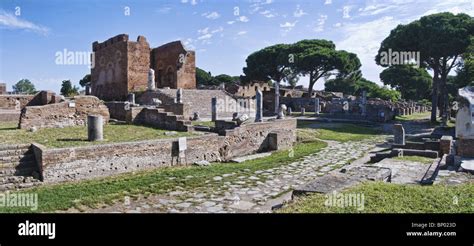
[198,33,212,40]
[202,11,220,20]
[227,21,236,25]
[237,31,247,35]
[334,22,342,28]
[314,14,328,32]
[280,21,297,30]
[336,16,399,84]
[294,5,307,18]
[260,10,276,18]
[238,16,250,22]
[325,0,332,5]
[0,11,49,35]
[198,27,209,35]
[181,0,197,5]
[342,6,352,19]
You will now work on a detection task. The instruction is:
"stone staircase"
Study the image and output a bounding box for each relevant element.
[132,106,193,132]
[0,144,42,191]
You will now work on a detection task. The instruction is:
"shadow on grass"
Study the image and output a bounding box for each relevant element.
[57,138,88,142]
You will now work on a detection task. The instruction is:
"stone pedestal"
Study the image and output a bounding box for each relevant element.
[314,98,320,116]
[393,124,405,145]
[87,115,103,141]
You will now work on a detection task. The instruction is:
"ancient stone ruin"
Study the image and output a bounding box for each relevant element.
[91,34,196,101]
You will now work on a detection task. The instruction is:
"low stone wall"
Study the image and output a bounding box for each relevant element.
[0,109,21,122]
[218,119,296,160]
[0,95,34,109]
[105,101,128,121]
[457,138,474,158]
[127,107,192,132]
[34,134,222,183]
[138,89,255,119]
[33,119,296,183]
[19,96,110,130]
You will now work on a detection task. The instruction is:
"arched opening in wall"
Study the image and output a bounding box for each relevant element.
[156,63,163,88]
[255,86,258,91]
[164,66,175,88]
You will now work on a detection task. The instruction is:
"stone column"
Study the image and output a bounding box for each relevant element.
[274,82,280,115]
[176,88,183,104]
[393,124,405,145]
[212,97,218,122]
[127,93,135,105]
[148,69,155,91]
[255,90,263,122]
[301,107,306,116]
[314,98,320,116]
[87,115,103,141]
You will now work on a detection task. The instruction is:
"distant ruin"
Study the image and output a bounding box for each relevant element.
[91,34,196,101]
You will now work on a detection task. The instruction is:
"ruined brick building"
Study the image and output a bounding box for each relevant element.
[91,34,196,101]
[0,83,6,95]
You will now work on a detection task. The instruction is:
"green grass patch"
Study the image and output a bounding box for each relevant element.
[279,182,474,213]
[0,139,327,213]
[0,122,195,148]
[393,156,435,164]
[395,112,431,121]
[297,123,382,142]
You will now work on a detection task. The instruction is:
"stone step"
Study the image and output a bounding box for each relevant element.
[0,148,31,158]
[0,179,42,191]
[0,154,36,165]
[0,167,37,177]
[0,144,31,152]
[0,160,37,169]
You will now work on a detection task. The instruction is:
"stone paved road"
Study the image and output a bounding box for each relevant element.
[80,136,386,213]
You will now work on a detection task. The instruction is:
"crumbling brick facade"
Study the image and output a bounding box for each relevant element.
[151,41,196,89]
[0,83,6,95]
[91,34,150,101]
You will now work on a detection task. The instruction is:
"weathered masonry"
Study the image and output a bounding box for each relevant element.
[91,34,196,101]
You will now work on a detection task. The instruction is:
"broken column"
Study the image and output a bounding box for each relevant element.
[393,124,405,146]
[314,98,320,116]
[87,115,103,141]
[127,93,135,105]
[255,89,263,122]
[212,97,218,122]
[176,88,183,104]
[148,68,155,91]
[277,104,287,119]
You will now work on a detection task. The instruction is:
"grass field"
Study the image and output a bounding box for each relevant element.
[393,155,435,164]
[280,182,474,213]
[0,122,195,148]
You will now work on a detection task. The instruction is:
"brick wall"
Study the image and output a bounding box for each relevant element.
[150,41,196,89]
[0,83,6,94]
[91,34,150,101]
[33,119,296,183]
[19,96,110,129]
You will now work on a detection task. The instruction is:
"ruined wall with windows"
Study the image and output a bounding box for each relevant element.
[91,34,150,101]
[150,41,196,89]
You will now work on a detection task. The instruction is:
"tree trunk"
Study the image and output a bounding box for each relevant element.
[430,70,439,123]
[307,73,315,98]
[440,72,449,125]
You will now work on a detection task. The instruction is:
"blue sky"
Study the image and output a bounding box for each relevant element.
[0,0,473,93]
